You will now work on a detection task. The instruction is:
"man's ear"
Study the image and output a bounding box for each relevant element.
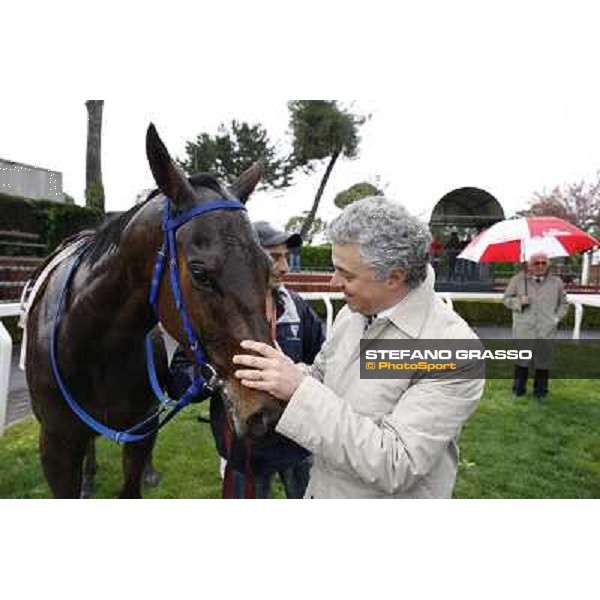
[386,269,407,290]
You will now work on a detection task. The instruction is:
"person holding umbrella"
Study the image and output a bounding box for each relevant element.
[459,215,599,401]
[503,252,569,401]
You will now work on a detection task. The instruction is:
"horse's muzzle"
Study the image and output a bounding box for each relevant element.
[245,402,283,439]
[224,382,283,439]
[246,411,270,439]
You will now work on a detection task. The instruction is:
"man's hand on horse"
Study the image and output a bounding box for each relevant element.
[233,340,305,402]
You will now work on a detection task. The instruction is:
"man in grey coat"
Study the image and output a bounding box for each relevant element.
[232,197,484,499]
[503,252,569,401]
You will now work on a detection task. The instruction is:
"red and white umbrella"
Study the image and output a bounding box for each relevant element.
[458,216,600,263]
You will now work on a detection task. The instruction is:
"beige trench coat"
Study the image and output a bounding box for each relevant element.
[502,272,569,369]
[276,268,484,499]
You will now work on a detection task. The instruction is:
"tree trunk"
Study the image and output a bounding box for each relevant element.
[300,148,341,240]
[85,100,105,214]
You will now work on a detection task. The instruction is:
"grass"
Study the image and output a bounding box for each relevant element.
[454,379,600,498]
[1,380,599,499]
[0,404,286,499]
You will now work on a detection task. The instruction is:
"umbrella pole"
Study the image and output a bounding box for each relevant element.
[521,247,528,296]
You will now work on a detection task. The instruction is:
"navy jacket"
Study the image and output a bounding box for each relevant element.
[168,288,325,473]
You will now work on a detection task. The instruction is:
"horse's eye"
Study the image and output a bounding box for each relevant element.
[189,263,211,286]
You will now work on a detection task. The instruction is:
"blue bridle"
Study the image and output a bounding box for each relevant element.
[50,196,247,444]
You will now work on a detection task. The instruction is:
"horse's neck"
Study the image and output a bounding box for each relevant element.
[65,261,152,359]
[64,207,161,354]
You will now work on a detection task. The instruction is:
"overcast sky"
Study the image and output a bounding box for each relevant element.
[2,3,600,235]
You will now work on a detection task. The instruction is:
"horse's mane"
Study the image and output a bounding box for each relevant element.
[188,173,225,195]
[84,172,226,265]
[84,194,155,264]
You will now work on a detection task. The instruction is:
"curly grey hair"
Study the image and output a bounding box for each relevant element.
[328,196,432,288]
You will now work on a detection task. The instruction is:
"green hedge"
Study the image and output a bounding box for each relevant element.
[0,193,46,234]
[305,298,600,331]
[38,200,102,250]
[0,193,102,252]
[301,244,333,271]
[452,300,512,326]
[453,301,600,330]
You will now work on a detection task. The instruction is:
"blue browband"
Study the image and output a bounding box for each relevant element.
[50,197,247,444]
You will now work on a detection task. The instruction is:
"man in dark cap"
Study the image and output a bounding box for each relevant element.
[253,221,302,288]
[168,221,325,498]
[254,220,303,272]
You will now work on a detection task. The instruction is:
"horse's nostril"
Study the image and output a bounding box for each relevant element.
[247,412,269,439]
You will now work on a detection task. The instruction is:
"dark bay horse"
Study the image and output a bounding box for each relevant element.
[25,124,282,498]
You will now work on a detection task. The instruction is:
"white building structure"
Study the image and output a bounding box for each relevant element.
[0,158,64,202]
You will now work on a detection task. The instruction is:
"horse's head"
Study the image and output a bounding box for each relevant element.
[145,124,281,439]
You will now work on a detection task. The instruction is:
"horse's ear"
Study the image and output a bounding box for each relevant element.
[146,124,196,207]
[229,162,263,205]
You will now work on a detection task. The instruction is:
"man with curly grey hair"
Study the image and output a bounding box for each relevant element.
[233,197,484,498]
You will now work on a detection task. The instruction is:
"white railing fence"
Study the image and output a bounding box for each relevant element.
[1,292,600,435]
[0,303,19,435]
[304,292,600,342]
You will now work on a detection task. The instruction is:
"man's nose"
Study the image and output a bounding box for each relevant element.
[276,257,289,274]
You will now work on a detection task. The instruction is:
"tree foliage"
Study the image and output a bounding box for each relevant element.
[178,120,295,190]
[288,101,364,166]
[285,212,327,245]
[287,101,366,238]
[334,181,383,209]
[519,173,600,233]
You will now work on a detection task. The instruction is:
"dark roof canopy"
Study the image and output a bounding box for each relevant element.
[429,187,505,228]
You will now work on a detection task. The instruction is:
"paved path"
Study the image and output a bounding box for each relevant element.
[7,345,31,427]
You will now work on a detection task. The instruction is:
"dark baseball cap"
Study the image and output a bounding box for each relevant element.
[253,221,302,249]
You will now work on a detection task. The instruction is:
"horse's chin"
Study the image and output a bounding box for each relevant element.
[246,399,284,439]
[222,382,282,439]
[231,410,271,440]
[245,409,274,440]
